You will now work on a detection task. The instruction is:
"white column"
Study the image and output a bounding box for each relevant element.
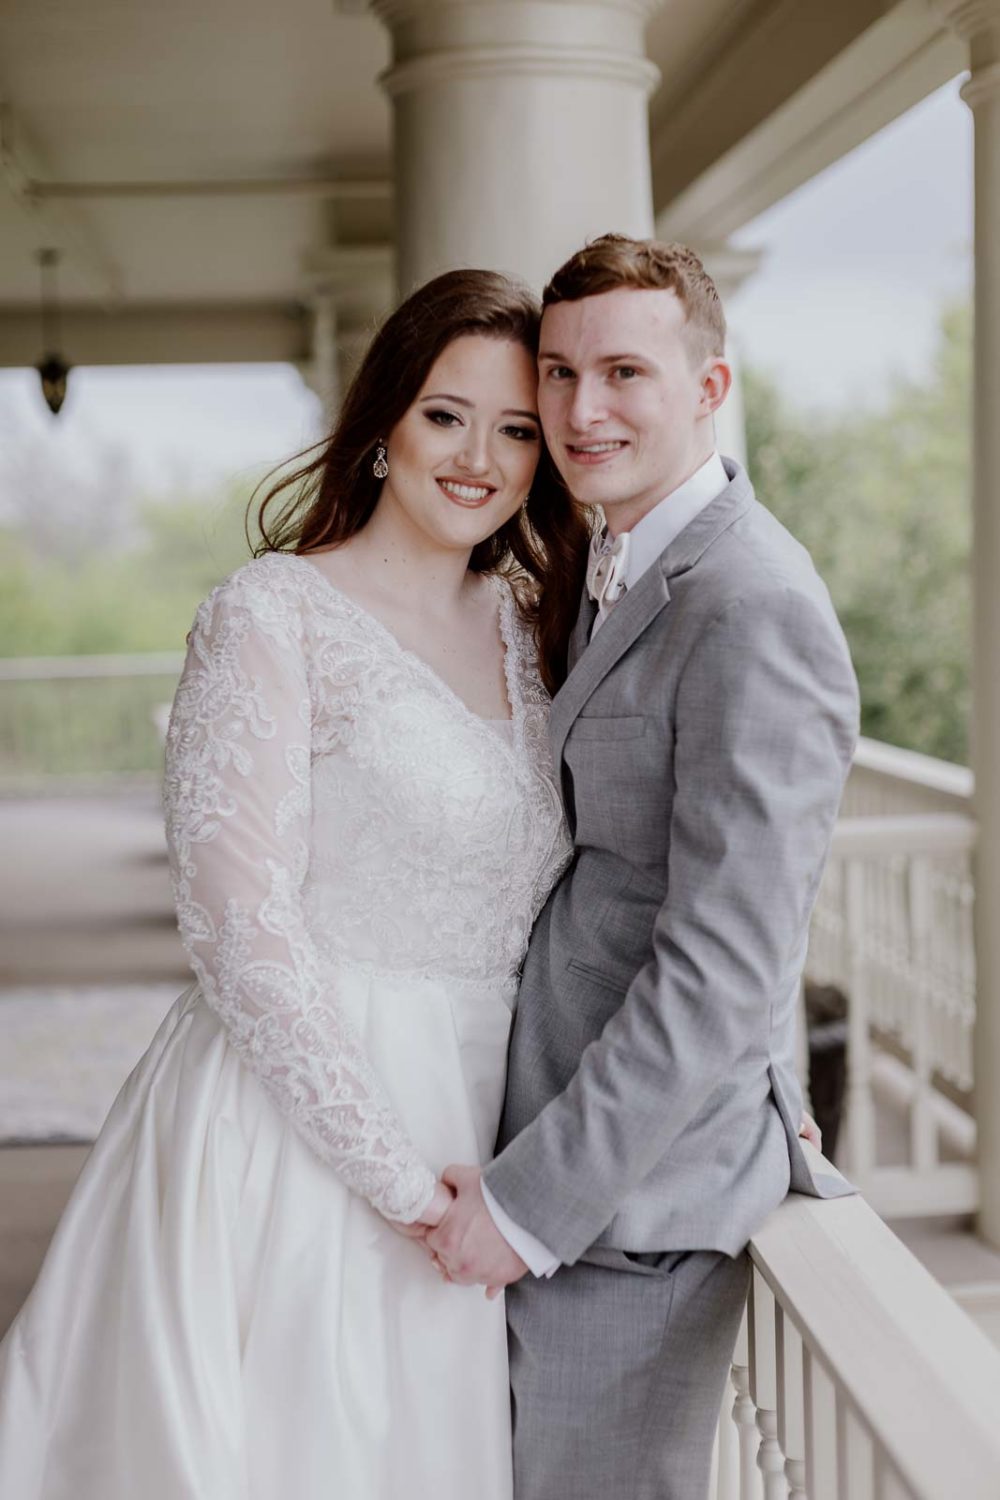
[944,0,1000,1248]
[303,290,341,425]
[372,0,662,295]
[297,242,395,422]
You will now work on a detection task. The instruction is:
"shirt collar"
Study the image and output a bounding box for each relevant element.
[610,451,728,594]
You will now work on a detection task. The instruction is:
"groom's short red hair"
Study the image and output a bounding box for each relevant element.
[542,234,726,364]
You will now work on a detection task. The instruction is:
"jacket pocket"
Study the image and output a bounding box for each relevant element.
[567,956,624,992]
[569,714,647,743]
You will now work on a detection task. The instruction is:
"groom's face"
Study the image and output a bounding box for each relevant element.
[537,287,720,531]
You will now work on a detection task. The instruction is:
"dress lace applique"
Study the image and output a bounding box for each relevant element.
[163,553,571,1222]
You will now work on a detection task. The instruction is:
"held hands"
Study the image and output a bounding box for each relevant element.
[418,1179,457,1229]
[385,1178,455,1243]
[425,1165,528,1300]
[395,1115,820,1276]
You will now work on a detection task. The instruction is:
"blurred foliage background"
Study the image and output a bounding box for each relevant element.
[0,300,972,768]
[745,300,970,764]
[0,479,257,658]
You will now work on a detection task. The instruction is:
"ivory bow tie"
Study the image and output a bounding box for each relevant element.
[586,530,631,617]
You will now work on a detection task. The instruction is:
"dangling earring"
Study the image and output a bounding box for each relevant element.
[373,441,388,480]
[522,490,531,510]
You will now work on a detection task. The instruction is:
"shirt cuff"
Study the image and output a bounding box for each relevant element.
[480,1181,561,1279]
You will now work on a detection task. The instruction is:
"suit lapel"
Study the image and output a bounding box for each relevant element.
[651,460,754,579]
[550,562,670,771]
[549,463,756,772]
[567,590,595,673]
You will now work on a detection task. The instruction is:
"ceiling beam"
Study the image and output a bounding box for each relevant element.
[0,304,310,368]
[0,100,125,305]
[27,176,392,203]
[654,0,965,243]
[649,0,894,213]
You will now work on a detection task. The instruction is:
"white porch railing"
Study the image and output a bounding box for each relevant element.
[805,740,978,1219]
[1,674,995,1493]
[807,814,978,1216]
[841,738,973,819]
[0,668,982,1219]
[713,1174,1000,1500]
[0,653,183,792]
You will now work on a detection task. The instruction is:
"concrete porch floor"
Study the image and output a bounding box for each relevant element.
[0,1145,87,1336]
[0,786,189,986]
[3,789,1000,1349]
[0,787,188,1335]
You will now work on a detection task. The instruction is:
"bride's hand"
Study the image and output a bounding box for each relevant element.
[384,1180,455,1247]
[415,1179,456,1230]
[411,1181,458,1280]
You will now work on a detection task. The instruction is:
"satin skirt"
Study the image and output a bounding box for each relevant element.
[0,966,516,1500]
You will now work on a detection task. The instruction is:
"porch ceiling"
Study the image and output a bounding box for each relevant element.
[0,0,963,363]
[0,0,394,313]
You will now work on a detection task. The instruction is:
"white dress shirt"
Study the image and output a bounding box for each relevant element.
[481,451,729,1278]
[590,451,729,635]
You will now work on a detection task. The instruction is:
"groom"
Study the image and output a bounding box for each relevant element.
[427,235,859,1498]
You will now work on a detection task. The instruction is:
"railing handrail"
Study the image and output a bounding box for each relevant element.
[0,685,973,796]
[854,735,974,801]
[0,652,185,681]
[749,1167,1000,1499]
[829,813,977,858]
[0,677,980,797]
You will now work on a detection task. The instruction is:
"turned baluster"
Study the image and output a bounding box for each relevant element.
[714,1351,741,1500]
[748,1271,786,1499]
[730,1308,760,1499]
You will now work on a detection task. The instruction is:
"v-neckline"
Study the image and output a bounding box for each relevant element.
[284,552,524,753]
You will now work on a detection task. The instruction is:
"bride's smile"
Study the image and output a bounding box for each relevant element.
[379,332,541,551]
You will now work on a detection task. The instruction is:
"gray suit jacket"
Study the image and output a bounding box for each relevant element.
[483,460,860,1264]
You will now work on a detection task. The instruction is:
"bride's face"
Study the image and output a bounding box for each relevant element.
[378,334,541,554]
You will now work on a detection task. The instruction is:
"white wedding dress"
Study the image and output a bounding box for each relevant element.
[0,552,571,1500]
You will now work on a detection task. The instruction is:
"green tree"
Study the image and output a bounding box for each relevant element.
[1,315,974,767]
[745,302,971,765]
[0,479,256,658]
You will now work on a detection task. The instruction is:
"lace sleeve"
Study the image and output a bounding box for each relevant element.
[162,570,437,1222]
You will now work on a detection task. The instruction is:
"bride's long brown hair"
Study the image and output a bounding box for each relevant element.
[250,269,590,695]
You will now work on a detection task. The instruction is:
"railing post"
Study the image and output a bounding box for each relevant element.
[844,859,875,1180]
[804,1347,838,1500]
[943,0,1000,1252]
[908,856,937,1173]
[873,1450,911,1500]
[836,1394,874,1500]
[796,977,812,1111]
[775,1303,806,1500]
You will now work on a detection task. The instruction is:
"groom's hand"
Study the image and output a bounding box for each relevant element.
[425,1165,528,1297]
[798,1110,823,1153]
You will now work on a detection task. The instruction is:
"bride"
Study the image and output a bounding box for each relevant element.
[0,269,589,1499]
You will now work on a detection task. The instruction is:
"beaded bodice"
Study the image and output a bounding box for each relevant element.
[163,552,571,1221]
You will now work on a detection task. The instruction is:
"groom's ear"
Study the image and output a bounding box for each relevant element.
[699,357,732,416]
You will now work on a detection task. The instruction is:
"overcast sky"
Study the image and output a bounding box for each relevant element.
[0,78,973,498]
[729,77,972,407]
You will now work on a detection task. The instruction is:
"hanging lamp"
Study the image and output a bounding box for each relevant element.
[35,248,70,415]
